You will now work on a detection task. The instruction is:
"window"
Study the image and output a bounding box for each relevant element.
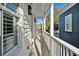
[65,14,72,32]
[3,13,16,54]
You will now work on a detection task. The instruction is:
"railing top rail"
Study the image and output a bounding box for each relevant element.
[43,31,79,56]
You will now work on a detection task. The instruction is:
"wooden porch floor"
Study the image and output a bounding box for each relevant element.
[29,31,50,56]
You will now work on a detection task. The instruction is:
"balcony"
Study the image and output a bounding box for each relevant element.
[28,30,79,56]
[0,3,79,56]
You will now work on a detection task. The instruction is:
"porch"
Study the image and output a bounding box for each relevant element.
[0,3,79,56]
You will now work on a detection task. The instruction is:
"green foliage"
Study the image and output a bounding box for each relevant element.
[46,20,50,32]
[54,24,58,31]
[54,8,62,31]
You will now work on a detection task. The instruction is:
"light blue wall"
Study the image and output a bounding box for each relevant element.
[6,3,18,12]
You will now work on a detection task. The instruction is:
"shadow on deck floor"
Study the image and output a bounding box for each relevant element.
[34,34,50,56]
[40,35,50,56]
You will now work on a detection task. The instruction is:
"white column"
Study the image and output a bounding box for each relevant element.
[50,4,54,56]
[44,16,46,32]
[50,4,54,36]
[32,17,36,40]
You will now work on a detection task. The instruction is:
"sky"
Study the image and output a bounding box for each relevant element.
[36,5,50,25]
[36,3,66,25]
[36,18,43,25]
[54,3,66,10]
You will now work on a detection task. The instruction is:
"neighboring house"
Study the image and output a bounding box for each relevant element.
[36,24,42,30]
[59,3,79,48]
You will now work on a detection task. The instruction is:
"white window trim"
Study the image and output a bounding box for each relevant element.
[0,7,18,56]
[65,14,72,32]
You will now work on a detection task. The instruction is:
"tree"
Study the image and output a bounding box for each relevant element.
[54,8,62,31]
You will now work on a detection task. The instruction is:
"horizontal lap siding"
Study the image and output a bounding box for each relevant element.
[59,4,79,48]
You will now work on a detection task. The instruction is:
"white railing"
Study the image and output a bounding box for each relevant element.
[43,31,79,56]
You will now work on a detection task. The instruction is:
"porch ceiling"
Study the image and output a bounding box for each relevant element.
[32,3,51,19]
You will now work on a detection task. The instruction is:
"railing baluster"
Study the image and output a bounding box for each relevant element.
[70,51,74,56]
[43,31,79,56]
[57,42,61,56]
[63,46,65,56]
[60,44,63,56]
[65,48,69,56]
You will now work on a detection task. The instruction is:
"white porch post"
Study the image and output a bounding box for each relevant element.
[44,16,46,32]
[50,4,54,56]
[50,4,54,36]
[32,17,36,39]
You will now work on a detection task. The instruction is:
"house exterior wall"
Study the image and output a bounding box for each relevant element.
[0,3,19,55]
[19,3,32,43]
[32,17,37,40]
[59,4,79,48]
[0,3,32,56]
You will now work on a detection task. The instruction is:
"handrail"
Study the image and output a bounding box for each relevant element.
[43,31,79,56]
[52,36,79,56]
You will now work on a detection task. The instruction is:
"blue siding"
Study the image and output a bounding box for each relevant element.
[59,4,79,48]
